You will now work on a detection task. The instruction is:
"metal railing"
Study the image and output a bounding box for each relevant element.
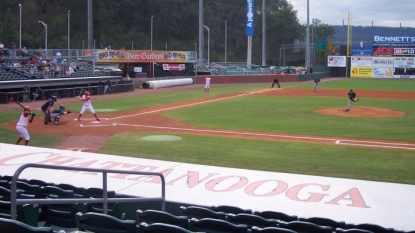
[10,163,166,220]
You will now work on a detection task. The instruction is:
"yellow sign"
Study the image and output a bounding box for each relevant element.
[328,40,333,52]
[351,67,373,78]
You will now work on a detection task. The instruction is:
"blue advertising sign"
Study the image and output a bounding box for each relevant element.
[373,35,415,46]
[351,45,373,56]
[246,0,254,36]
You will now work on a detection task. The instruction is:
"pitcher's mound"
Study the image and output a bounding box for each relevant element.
[316,107,405,117]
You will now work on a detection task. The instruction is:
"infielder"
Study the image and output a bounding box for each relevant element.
[204,76,211,92]
[15,106,35,146]
[345,89,359,112]
[77,91,100,121]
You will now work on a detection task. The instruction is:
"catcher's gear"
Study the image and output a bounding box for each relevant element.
[51,96,58,102]
[67,110,72,114]
[84,91,90,96]
[54,114,61,125]
[59,104,65,110]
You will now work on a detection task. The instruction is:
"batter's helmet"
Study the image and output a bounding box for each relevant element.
[24,106,31,111]
[84,91,90,96]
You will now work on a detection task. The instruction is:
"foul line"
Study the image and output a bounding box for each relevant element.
[109,88,275,120]
[80,123,415,150]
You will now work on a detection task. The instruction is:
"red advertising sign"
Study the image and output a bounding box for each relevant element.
[162,64,185,71]
[373,46,393,56]
[394,48,415,55]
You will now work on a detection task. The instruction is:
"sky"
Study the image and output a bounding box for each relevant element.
[289,0,415,27]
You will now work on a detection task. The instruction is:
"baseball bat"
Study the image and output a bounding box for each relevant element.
[15,101,26,109]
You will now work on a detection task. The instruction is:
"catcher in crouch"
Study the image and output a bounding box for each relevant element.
[50,104,71,125]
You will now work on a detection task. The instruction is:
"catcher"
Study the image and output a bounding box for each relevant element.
[50,104,71,125]
[345,89,359,112]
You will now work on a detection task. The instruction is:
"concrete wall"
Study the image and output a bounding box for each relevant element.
[195,74,299,84]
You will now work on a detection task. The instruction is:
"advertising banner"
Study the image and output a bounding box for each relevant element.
[373,46,393,56]
[351,57,373,67]
[162,64,185,71]
[95,50,193,63]
[351,67,373,78]
[394,48,415,56]
[372,67,393,78]
[351,45,372,56]
[394,57,415,68]
[246,0,254,36]
[327,56,346,67]
[372,57,394,68]
[373,35,415,46]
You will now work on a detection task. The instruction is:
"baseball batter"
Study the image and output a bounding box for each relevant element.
[77,91,100,121]
[15,106,35,146]
[345,89,359,112]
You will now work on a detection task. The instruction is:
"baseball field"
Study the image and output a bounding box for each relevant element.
[1,77,415,185]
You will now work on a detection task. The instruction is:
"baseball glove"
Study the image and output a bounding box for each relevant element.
[67,111,72,114]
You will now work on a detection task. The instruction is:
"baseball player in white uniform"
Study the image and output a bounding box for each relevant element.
[15,106,35,146]
[204,76,211,92]
[77,91,100,121]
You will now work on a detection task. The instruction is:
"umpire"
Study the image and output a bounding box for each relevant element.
[271,78,281,88]
[41,96,57,125]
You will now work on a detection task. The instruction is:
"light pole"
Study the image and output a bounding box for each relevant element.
[38,21,47,56]
[19,4,21,49]
[68,10,70,50]
[225,20,227,63]
[203,25,210,64]
[151,15,153,51]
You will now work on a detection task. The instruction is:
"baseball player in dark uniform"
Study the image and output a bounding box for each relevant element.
[50,104,71,125]
[271,78,281,88]
[345,89,359,112]
[313,77,320,92]
[41,96,57,124]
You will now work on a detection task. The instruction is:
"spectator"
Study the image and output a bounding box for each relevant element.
[32,87,42,101]
[56,51,62,63]
[20,47,30,57]
[9,42,16,57]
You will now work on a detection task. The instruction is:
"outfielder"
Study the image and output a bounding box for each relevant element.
[345,89,359,112]
[15,106,35,146]
[77,91,100,121]
[204,76,211,92]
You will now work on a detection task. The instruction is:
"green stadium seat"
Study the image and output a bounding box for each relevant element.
[0,218,53,233]
[251,226,299,233]
[254,210,298,222]
[179,206,227,220]
[299,216,346,230]
[76,212,137,233]
[226,213,278,229]
[278,221,332,233]
[138,222,192,233]
[211,205,252,214]
[136,209,189,229]
[188,217,249,233]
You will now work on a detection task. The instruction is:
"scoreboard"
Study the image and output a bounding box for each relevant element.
[394,48,415,56]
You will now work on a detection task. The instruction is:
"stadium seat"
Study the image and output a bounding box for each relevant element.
[188,217,249,233]
[0,181,43,198]
[56,183,86,198]
[27,179,54,188]
[336,228,374,233]
[210,205,252,214]
[75,212,137,233]
[345,223,395,233]
[179,205,227,220]
[251,226,299,233]
[41,186,88,228]
[226,213,279,229]
[254,210,298,222]
[278,221,332,233]
[138,222,192,233]
[0,186,40,227]
[299,216,346,230]
[85,187,125,219]
[136,209,189,229]
[0,217,53,233]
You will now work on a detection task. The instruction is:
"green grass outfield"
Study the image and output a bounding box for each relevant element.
[1,78,415,185]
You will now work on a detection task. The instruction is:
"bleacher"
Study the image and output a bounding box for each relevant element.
[1,173,412,233]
